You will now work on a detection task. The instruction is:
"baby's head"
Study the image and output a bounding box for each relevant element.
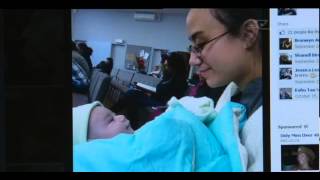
[88,106,134,140]
[73,101,134,145]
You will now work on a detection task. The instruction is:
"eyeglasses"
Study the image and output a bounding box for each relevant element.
[190,31,229,55]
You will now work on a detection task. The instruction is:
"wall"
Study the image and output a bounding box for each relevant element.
[71,9,190,67]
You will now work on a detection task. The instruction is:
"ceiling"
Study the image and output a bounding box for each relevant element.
[104,9,189,15]
[137,9,189,14]
[72,9,190,16]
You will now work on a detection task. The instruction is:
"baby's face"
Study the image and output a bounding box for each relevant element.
[88,106,134,140]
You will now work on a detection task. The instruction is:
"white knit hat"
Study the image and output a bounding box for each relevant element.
[73,101,102,145]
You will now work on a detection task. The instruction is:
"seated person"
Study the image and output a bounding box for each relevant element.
[72,60,90,95]
[72,41,91,107]
[72,41,91,79]
[152,51,190,104]
[96,57,113,75]
[150,65,161,78]
[78,42,94,72]
[72,58,90,107]
[73,97,249,172]
[111,51,190,129]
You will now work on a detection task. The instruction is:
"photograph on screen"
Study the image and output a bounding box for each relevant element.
[281,145,319,171]
[278,8,297,16]
[279,38,293,50]
[279,88,292,100]
[279,53,292,65]
[280,68,292,80]
[71,9,267,172]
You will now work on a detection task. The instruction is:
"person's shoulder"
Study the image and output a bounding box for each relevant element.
[97,61,106,65]
[73,50,86,60]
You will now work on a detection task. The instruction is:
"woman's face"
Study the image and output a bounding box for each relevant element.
[186,9,250,88]
[88,106,134,140]
[297,152,310,165]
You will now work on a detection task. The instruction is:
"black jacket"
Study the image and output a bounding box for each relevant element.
[153,76,188,103]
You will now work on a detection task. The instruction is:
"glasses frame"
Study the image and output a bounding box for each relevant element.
[190,31,229,55]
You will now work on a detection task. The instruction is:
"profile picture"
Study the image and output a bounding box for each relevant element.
[279,53,292,65]
[280,38,292,50]
[280,68,292,80]
[281,145,319,171]
[278,8,297,16]
[310,72,318,79]
[280,88,292,99]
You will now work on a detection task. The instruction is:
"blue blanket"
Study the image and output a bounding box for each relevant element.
[73,101,247,172]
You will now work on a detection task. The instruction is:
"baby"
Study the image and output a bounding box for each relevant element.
[73,97,248,172]
[73,101,134,145]
[73,97,215,145]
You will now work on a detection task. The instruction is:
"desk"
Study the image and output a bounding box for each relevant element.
[136,82,156,93]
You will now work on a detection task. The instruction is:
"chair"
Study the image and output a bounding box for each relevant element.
[105,78,131,106]
[130,73,161,87]
[89,68,102,95]
[89,71,111,103]
[115,69,135,86]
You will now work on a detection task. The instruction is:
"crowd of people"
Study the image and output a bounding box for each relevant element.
[72,41,114,106]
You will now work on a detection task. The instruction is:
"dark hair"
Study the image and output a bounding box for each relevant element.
[210,9,266,49]
[161,53,169,64]
[88,47,93,54]
[167,51,190,80]
[107,57,113,62]
[72,41,78,51]
[77,42,88,49]
[78,42,93,56]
